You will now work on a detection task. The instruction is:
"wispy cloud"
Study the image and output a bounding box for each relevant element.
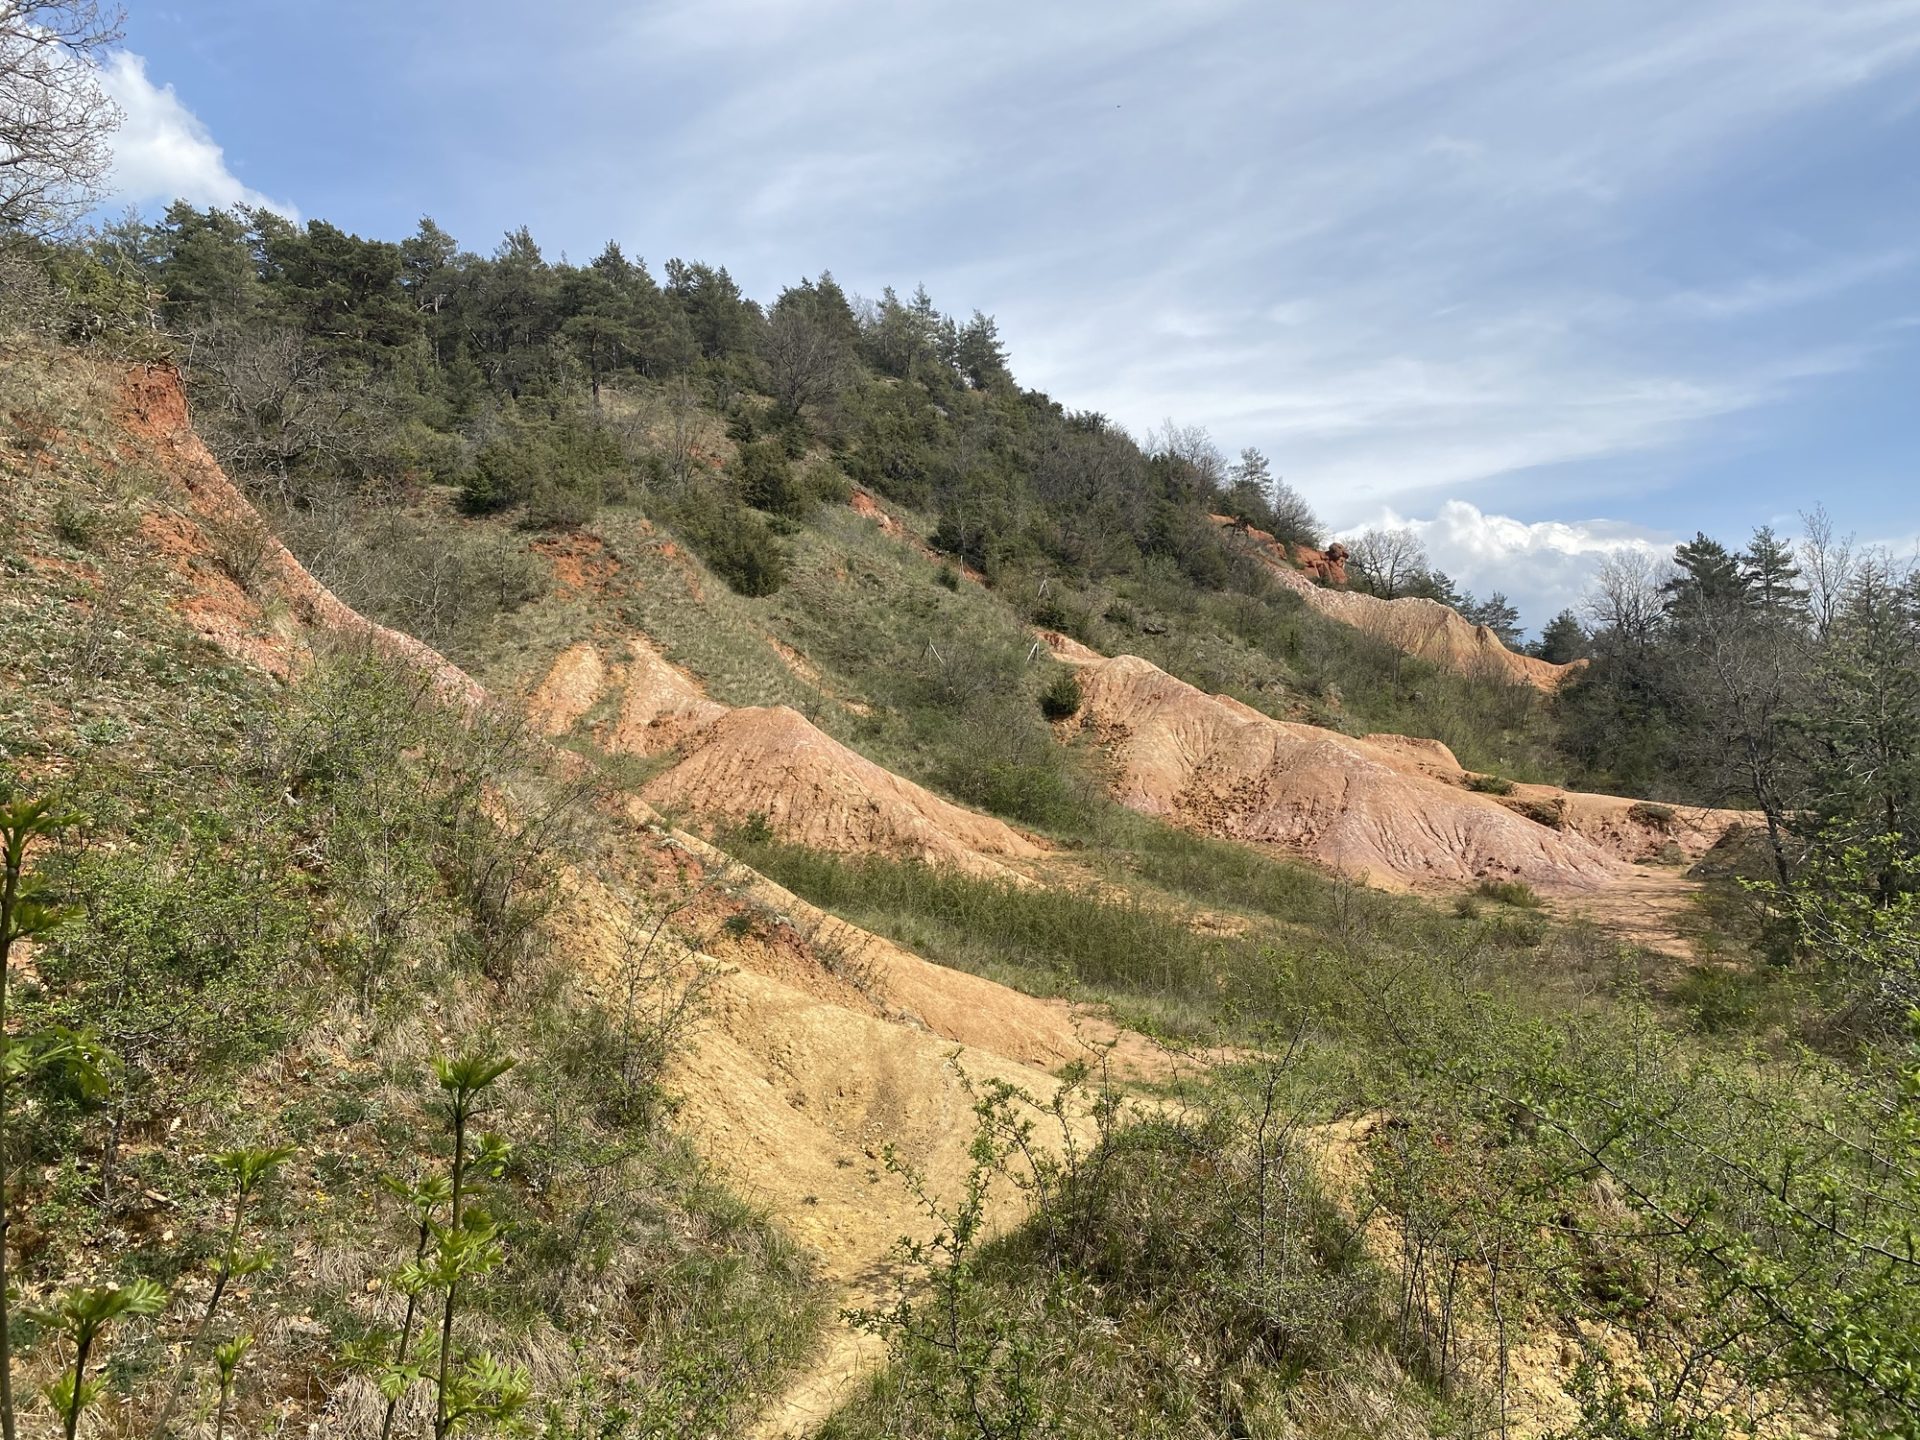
[1668,251,1915,320]
[511,0,1920,523]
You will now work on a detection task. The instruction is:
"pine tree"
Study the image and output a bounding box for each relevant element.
[1740,525,1808,622]
[954,311,1008,390]
[1663,532,1746,618]
[1799,561,1920,866]
[1536,609,1590,664]
[1462,592,1523,646]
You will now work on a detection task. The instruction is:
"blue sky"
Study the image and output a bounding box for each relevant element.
[94,0,1920,628]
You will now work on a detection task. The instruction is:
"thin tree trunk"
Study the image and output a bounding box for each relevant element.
[0,845,21,1440]
[434,1109,469,1440]
[149,1194,247,1439]
[61,1333,93,1440]
[377,1213,435,1440]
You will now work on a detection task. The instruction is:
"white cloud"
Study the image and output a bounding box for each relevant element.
[96,53,295,217]
[1340,500,1673,633]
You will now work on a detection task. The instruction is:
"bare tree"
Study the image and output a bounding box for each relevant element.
[651,374,701,489]
[1798,506,1857,643]
[1584,549,1670,649]
[185,320,376,500]
[1674,598,1807,885]
[761,297,851,423]
[0,1,122,236]
[1147,419,1226,499]
[1346,526,1428,600]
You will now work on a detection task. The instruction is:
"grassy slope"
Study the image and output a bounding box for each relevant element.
[0,346,819,1438]
[238,389,1903,1437]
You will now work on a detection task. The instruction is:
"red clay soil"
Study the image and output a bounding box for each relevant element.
[116,366,487,708]
[524,639,1038,875]
[1066,652,1626,890]
[1214,515,1584,692]
[532,532,620,595]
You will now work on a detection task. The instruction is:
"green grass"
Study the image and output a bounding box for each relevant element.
[0,342,825,1438]
[725,822,1644,1050]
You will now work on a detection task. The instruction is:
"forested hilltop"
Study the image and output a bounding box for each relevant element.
[19,204,1917,832]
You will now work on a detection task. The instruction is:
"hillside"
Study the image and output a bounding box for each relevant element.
[6,241,1920,1440]
[1216,516,1585,691]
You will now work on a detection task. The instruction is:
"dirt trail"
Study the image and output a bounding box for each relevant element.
[1215,516,1583,691]
[557,812,1183,1439]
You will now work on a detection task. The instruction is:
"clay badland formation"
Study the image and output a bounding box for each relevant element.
[30,358,1775,1437]
[1217,515,1585,692]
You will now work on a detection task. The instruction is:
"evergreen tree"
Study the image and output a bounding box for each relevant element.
[1536,609,1590,664]
[1663,532,1746,618]
[954,311,1009,390]
[151,204,262,326]
[1740,525,1808,622]
[1799,560,1920,863]
[1462,592,1524,646]
[664,258,761,361]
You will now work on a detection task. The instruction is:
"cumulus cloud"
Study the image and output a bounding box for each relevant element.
[96,52,295,217]
[1342,500,1673,634]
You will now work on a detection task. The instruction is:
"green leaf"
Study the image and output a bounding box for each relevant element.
[432,1050,516,1099]
[214,1143,297,1195]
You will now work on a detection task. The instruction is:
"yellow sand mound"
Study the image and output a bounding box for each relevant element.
[527,642,606,735]
[525,637,1040,874]
[641,705,1039,876]
[1070,653,1625,890]
[606,638,729,754]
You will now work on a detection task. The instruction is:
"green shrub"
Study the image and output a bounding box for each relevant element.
[523,476,601,530]
[1671,964,1764,1034]
[1508,795,1566,829]
[725,812,776,848]
[1466,773,1515,796]
[732,439,806,517]
[668,487,790,596]
[461,436,542,514]
[1038,670,1083,722]
[459,415,622,518]
[800,459,852,507]
[52,498,103,550]
[1475,877,1542,908]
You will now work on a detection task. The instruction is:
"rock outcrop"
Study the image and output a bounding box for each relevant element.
[1293,540,1349,585]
